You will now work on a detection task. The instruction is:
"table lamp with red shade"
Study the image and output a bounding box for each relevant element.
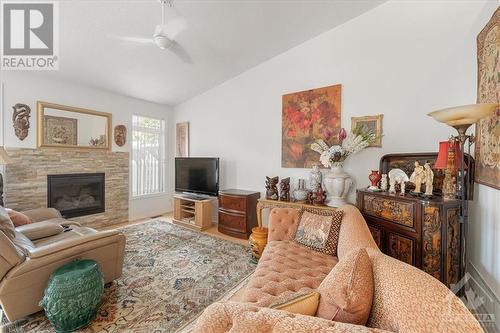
[434,139,463,200]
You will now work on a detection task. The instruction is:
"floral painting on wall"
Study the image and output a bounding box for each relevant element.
[282,84,341,168]
[475,7,499,189]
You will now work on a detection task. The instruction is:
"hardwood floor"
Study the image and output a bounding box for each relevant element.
[98,212,249,246]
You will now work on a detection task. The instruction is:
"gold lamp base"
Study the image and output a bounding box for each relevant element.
[442,169,456,200]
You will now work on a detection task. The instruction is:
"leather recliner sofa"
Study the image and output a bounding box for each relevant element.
[0,208,126,322]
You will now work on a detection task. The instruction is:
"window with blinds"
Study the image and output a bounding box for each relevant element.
[132,115,166,197]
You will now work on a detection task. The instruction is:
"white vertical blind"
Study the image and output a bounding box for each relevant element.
[132,115,166,197]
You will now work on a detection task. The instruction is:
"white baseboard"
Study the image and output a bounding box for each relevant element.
[467,262,499,332]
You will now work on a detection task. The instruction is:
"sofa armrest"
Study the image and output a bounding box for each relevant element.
[192,302,390,333]
[28,230,121,259]
[366,249,483,333]
[21,208,62,223]
[267,208,300,242]
[15,221,64,241]
[337,205,379,259]
[5,230,125,281]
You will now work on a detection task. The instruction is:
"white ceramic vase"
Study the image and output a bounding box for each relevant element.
[324,165,353,207]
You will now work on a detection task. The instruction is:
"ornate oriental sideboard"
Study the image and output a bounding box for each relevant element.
[356,153,474,288]
[357,189,461,288]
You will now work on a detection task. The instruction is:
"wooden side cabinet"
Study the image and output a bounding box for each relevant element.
[218,189,260,239]
[357,189,462,288]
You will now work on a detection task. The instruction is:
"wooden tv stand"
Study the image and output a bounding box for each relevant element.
[173,195,213,231]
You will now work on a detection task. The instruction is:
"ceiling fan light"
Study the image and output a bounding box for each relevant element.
[153,34,172,49]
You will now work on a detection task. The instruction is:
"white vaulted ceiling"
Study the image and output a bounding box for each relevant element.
[35,0,386,106]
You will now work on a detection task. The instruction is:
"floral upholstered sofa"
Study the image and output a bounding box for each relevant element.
[192,205,483,333]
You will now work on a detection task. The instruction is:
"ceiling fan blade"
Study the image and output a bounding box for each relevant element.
[168,41,193,64]
[111,35,154,44]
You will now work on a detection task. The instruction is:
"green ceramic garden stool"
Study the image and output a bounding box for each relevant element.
[40,259,104,332]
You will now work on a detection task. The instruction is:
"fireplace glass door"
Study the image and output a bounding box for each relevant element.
[47,173,105,218]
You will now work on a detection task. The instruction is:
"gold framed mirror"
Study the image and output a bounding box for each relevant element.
[37,101,112,150]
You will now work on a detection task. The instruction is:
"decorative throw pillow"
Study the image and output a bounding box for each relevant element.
[6,208,32,227]
[0,206,16,239]
[294,209,343,256]
[269,291,320,316]
[316,248,374,325]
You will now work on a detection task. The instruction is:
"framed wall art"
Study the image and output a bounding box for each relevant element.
[475,7,499,189]
[176,122,189,157]
[43,115,78,146]
[282,84,342,168]
[351,114,383,147]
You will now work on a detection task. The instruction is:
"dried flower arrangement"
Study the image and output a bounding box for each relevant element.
[310,126,376,168]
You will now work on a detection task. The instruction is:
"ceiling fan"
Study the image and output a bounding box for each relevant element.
[112,0,191,62]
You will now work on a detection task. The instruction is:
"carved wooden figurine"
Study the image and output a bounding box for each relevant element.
[410,161,425,193]
[388,169,409,195]
[279,177,290,201]
[399,178,406,195]
[381,174,388,191]
[265,176,279,200]
[313,183,327,205]
[424,162,434,196]
[12,103,31,141]
[307,191,315,205]
[389,179,396,193]
[114,125,127,147]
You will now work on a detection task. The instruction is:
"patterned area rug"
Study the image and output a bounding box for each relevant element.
[1,220,256,332]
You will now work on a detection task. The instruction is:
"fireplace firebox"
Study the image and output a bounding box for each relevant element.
[47,173,105,218]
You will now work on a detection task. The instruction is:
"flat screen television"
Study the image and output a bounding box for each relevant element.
[175,157,219,197]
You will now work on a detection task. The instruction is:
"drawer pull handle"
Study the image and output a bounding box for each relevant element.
[219,208,245,217]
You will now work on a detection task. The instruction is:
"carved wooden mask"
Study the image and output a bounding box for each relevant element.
[114,125,127,147]
[12,103,31,140]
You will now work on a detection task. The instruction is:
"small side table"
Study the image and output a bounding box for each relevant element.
[249,226,268,261]
[218,189,261,239]
[40,259,104,332]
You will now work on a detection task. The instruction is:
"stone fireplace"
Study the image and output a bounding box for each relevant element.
[47,173,105,218]
[5,149,128,228]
